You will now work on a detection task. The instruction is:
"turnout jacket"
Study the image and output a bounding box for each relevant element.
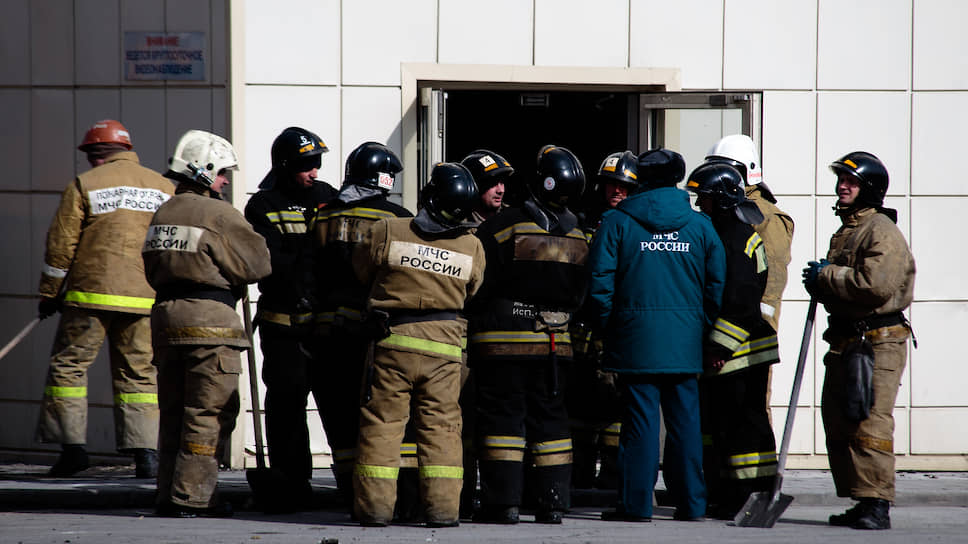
[142,185,271,347]
[587,187,726,375]
[244,181,337,329]
[40,151,174,314]
[746,185,794,332]
[468,200,589,361]
[313,192,412,332]
[353,217,485,362]
[815,207,915,343]
[704,217,779,377]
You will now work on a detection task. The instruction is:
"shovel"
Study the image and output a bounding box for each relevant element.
[733,298,817,528]
[241,293,290,511]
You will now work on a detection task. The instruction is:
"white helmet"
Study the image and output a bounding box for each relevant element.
[705,134,762,186]
[167,130,239,186]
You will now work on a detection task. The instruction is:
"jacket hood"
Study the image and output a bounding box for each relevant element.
[613,186,694,231]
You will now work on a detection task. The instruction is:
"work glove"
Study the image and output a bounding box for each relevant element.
[802,259,830,297]
[38,296,62,319]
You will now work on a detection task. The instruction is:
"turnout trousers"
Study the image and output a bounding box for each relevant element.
[475,359,572,513]
[155,344,241,509]
[700,365,777,515]
[822,337,907,502]
[354,345,464,525]
[36,307,158,450]
[618,373,705,519]
[259,325,324,488]
[315,330,368,502]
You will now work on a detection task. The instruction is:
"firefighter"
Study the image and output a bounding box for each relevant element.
[461,149,514,224]
[457,148,515,518]
[704,134,795,420]
[568,151,638,490]
[36,119,173,478]
[685,162,780,520]
[352,162,485,528]
[143,130,271,517]
[803,151,915,530]
[244,126,337,511]
[470,145,588,525]
[590,148,725,522]
[312,141,412,505]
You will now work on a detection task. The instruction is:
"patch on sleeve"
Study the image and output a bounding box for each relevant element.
[388,241,473,280]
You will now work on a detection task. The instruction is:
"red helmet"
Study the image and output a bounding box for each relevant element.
[78,120,133,151]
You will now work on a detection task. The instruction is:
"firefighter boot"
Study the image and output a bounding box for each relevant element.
[48,444,90,477]
[851,498,891,530]
[133,448,159,479]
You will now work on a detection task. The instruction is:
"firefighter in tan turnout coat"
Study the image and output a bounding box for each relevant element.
[37,119,173,478]
[352,163,485,528]
[142,130,270,517]
[803,151,915,531]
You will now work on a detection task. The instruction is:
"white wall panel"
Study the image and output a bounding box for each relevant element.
[772,299,817,410]
[913,0,968,90]
[342,0,437,86]
[0,90,31,191]
[724,0,817,90]
[910,197,968,300]
[909,302,968,407]
[912,92,968,195]
[121,88,168,174]
[438,0,532,66]
[0,195,33,295]
[762,92,816,196]
[780,196,815,301]
[816,92,910,196]
[630,0,722,89]
[817,0,910,90]
[341,86,403,188]
[911,408,968,454]
[770,406,814,454]
[243,86,341,194]
[75,0,120,86]
[0,0,30,85]
[534,0,628,68]
[31,0,74,86]
[31,90,76,192]
[245,0,338,84]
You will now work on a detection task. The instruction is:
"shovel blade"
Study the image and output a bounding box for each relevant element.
[732,491,794,528]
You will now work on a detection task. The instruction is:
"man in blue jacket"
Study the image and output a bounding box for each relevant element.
[588,148,726,522]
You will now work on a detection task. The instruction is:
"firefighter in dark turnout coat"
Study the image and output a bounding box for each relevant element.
[244,127,337,509]
[470,145,588,525]
[312,142,412,502]
[686,162,780,520]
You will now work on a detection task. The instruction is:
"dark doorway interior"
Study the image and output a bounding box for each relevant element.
[444,90,635,216]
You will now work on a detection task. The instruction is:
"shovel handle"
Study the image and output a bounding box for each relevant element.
[774,298,817,488]
[242,291,267,469]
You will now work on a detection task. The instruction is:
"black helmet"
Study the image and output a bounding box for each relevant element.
[271,127,327,172]
[686,162,764,225]
[596,151,639,191]
[344,141,402,192]
[260,127,328,189]
[422,162,479,226]
[829,151,889,208]
[460,149,514,192]
[532,145,585,208]
[637,148,685,189]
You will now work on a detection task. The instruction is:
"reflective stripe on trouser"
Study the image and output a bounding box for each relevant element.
[36,307,158,449]
[475,358,571,511]
[354,345,463,524]
[700,364,776,511]
[155,344,241,509]
[822,337,907,502]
